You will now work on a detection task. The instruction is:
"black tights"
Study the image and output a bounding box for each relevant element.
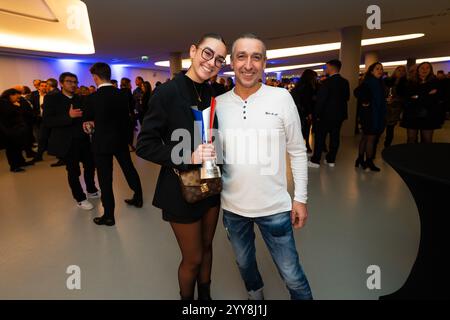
[358,134,378,160]
[170,206,219,299]
[407,129,434,144]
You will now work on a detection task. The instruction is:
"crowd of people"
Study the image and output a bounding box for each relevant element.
[0,31,449,301]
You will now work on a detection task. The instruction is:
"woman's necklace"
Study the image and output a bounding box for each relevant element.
[192,81,202,103]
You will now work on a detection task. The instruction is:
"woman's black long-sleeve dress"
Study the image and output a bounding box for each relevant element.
[401,79,443,130]
[136,74,220,223]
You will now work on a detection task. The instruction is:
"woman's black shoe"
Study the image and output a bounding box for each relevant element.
[10,167,25,173]
[197,281,212,301]
[354,156,366,169]
[93,216,115,226]
[365,159,381,172]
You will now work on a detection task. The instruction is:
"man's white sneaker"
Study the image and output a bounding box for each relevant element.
[324,160,335,168]
[87,191,101,199]
[77,200,94,210]
[308,161,320,168]
[248,287,265,300]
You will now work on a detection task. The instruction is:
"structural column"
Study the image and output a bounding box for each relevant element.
[169,52,182,79]
[339,26,363,136]
[364,51,379,71]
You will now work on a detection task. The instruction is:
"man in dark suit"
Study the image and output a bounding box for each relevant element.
[309,59,350,168]
[84,62,143,226]
[43,72,99,210]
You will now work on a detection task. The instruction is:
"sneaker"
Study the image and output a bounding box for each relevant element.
[77,200,94,210]
[87,191,101,199]
[324,160,335,168]
[248,287,265,300]
[308,160,320,168]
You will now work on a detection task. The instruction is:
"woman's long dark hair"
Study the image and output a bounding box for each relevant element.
[1,88,21,101]
[196,33,226,47]
[414,62,435,83]
[298,69,317,88]
[363,62,383,81]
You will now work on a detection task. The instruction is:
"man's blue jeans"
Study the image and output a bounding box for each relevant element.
[223,209,313,300]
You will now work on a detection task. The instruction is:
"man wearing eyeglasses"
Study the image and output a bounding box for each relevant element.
[43,72,99,211]
[216,33,312,300]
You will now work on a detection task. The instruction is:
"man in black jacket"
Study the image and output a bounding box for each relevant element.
[43,72,99,210]
[84,62,143,226]
[309,60,350,168]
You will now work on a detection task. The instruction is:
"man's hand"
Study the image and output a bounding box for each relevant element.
[69,105,83,118]
[82,121,95,134]
[291,201,308,229]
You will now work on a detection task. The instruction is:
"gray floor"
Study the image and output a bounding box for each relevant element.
[0,123,449,300]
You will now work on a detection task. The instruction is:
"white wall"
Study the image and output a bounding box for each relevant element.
[0,54,170,92]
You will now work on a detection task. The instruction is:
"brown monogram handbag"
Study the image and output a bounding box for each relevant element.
[173,168,222,204]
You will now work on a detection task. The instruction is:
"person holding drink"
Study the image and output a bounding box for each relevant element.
[136,33,227,300]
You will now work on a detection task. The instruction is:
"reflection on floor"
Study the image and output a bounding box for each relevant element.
[0,122,449,299]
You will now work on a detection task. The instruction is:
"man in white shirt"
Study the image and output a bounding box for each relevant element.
[215,33,312,300]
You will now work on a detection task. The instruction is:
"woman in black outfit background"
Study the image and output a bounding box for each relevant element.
[354,62,387,172]
[136,33,227,300]
[291,69,317,153]
[401,62,443,143]
[384,65,407,148]
[0,89,32,172]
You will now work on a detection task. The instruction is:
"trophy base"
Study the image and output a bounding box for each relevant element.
[201,166,221,180]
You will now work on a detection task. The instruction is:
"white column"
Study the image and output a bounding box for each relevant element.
[339,26,363,136]
[364,51,379,71]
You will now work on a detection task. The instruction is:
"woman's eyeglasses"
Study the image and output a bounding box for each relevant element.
[198,46,226,68]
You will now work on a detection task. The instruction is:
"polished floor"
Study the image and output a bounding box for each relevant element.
[0,122,449,300]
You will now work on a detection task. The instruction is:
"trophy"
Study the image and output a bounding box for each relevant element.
[192,98,221,179]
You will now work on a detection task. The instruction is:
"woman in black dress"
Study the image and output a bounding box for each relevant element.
[384,66,407,148]
[354,62,387,172]
[0,89,30,172]
[291,69,317,153]
[136,33,227,300]
[401,62,442,143]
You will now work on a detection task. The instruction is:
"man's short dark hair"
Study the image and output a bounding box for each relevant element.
[46,78,58,89]
[89,62,111,81]
[59,72,78,83]
[326,59,342,72]
[231,33,267,59]
[136,76,144,82]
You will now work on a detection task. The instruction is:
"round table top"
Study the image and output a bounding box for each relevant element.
[382,143,450,186]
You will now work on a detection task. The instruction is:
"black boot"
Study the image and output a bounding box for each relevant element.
[197,281,212,301]
[365,158,380,172]
[355,155,366,169]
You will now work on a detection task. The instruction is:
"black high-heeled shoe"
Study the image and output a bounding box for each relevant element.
[355,156,366,169]
[365,159,380,172]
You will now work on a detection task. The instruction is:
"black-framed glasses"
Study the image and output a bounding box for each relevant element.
[198,46,226,68]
